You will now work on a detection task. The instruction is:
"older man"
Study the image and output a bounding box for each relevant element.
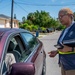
[48,8,75,75]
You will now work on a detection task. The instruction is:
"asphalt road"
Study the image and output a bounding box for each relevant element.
[39,31,61,75]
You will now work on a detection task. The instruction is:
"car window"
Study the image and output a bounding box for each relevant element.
[20,32,39,61]
[2,61,7,75]
[4,35,27,72]
[21,33,39,53]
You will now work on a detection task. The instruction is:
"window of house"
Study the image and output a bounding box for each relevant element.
[14,22,16,27]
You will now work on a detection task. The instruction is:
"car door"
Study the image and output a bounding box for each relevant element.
[21,32,44,75]
[1,34,28,75]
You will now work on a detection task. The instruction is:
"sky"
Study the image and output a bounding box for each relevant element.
[0,0,75,21]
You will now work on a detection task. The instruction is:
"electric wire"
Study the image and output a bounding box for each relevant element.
[14,1,75,6]
[14,2,28,13]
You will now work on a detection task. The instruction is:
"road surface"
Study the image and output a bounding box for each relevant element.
[40,31,61,75]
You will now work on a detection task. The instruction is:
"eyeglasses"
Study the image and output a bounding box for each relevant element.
[58,14,66,19]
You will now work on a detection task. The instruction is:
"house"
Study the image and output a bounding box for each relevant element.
[0,14,19,28]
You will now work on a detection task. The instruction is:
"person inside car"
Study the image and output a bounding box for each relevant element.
[5,41,16,73]
[5,53,16,71]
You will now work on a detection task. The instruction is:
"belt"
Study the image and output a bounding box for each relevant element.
[58,50,75,54]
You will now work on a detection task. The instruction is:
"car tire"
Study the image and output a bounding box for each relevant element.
[42,58,46,75]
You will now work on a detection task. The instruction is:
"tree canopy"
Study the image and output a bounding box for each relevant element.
[19,10,64,31]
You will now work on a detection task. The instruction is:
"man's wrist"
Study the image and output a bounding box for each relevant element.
[57,50,59,53]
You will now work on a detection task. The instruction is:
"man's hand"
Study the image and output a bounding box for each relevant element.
[48,50,58,57]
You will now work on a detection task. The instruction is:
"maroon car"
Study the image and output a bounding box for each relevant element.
[0,28,46,75]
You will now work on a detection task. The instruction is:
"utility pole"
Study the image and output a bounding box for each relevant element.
[10,0,14,28]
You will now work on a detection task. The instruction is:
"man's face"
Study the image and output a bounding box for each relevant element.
[58,12,71,26]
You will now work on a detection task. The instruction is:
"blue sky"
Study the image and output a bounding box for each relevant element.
[0,0,75,21]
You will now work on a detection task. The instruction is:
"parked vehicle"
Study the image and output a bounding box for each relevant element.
[46,28,54,33]
[0,28,46,75]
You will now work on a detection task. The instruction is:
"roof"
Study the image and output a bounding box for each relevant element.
[0,14,18,21]
[0,14,10,19]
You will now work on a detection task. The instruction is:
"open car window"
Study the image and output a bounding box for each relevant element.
[3,35,28,74]
[21,33,39,50]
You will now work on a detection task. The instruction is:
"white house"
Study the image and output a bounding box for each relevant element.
[0,14,19,28]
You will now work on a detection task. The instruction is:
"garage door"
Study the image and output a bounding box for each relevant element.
[0,25,4,28]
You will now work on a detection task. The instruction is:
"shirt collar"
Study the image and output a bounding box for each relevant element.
[67,21,75,29]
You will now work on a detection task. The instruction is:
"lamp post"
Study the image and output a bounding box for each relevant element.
[10,0,14,28]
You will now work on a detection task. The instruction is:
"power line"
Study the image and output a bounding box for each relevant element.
[14,2,28,13]
[14,1,75,6]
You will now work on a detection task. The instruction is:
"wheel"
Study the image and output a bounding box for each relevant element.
[42,58,46,75]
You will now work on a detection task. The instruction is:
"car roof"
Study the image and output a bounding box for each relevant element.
[0,28,28,33]
[0,28,29,40]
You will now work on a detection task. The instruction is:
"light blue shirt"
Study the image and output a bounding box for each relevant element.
[59,21,75,45]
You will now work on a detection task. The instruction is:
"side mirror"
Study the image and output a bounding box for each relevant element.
[9,62,35,75]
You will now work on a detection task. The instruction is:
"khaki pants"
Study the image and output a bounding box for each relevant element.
[61,65,75,75]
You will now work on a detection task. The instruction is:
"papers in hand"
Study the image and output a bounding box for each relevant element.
[63,39,75,47]
[54,44,63,49]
